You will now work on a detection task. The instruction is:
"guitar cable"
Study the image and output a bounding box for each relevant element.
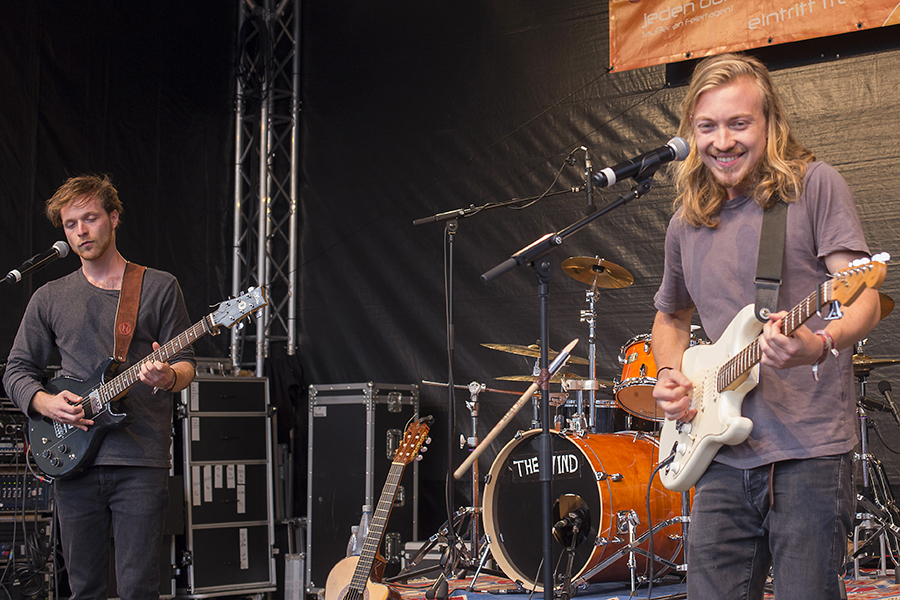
[645,450,679,599]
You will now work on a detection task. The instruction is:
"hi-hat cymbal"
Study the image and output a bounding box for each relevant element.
[561,257,633,289]
[880,292,894,320]
[482,343,590,365]
[853,354,900,374]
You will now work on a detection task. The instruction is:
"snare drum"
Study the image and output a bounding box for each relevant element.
[614,334,661,420]
[483,430,685,590]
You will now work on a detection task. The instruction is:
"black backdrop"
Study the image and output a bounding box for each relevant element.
[2,2,900,540]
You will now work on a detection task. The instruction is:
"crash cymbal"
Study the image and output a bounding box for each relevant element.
[853,354,900,373]
[880,292,894,320]
[482,343,590,365]
[496,372,587,384]
[495,373,617,387]
[560,257,633,289]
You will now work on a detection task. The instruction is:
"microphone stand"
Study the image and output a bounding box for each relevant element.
[481,164,662,600]
[412,162,587,594]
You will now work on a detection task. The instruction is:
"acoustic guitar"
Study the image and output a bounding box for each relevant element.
[325,416,433,600]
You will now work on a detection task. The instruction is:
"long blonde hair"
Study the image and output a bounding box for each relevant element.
[675,54,815,228]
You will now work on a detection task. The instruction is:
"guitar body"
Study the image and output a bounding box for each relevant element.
[29,358,134,480]
[325,556,398,600]
[656,256,889,492]
[658,304,759,492]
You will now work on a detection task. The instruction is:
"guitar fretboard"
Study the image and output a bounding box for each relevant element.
[348,461,404,593]
[85,313,220,414]
[716,281,828,392]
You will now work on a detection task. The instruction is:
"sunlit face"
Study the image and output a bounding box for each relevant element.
[691,76,768,200]
[60,194,119,262]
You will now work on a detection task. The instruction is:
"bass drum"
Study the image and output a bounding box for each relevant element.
[483,430,685,590]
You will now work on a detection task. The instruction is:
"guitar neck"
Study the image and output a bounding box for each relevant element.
[717,281,829,391]
[98,314,219,406]
[348,461,405,591]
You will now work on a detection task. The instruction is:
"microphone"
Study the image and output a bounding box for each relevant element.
[552,506,591,546]
[591,137,690,188]
[858,396,890,412]
[878,380,900,426]
[3,241,70,284]
[584,147,595,216]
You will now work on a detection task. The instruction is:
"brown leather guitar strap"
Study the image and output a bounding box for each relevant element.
[113,262,146,363]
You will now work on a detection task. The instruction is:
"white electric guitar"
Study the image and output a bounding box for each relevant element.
[658,254,889,492]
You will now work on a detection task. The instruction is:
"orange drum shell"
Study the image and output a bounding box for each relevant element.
[615,334,661,421]
[483,430,686,590]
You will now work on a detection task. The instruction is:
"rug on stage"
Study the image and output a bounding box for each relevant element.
[390,570,900,600]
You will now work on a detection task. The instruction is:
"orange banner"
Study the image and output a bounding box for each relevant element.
[610,0,900,72]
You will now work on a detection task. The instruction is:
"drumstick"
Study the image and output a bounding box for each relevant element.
[453,338,578,480]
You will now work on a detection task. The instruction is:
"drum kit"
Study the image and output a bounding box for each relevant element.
[411,257,692,595]
[407,259,900,595]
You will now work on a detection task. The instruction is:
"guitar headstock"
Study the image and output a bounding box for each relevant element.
[212,287,268,329]
[393,416,434,465]
[828,253,889,308]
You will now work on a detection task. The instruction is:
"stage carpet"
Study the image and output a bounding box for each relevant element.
[391,572,900,600]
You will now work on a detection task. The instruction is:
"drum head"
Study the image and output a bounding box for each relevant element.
[485,432,600,588]
[483,430,684,590]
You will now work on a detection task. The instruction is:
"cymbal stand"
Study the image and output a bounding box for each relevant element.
[850,367,900,579]
[462,381,485,562]
[579,287,600,431]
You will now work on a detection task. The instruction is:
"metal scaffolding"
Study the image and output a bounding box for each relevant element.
[231,0,300,375]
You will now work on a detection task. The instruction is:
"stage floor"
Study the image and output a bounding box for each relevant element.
[390,571,900,600]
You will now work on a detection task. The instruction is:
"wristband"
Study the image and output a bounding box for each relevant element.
[163,368,178,392]
[657,366,675,375]
[811,329,838,381]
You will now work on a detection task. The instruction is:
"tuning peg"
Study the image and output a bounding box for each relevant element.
[873,252,891,263]
[415,454,424,461]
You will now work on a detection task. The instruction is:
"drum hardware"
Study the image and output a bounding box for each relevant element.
[416,380,524,583]
[578,286,602,432]
[848,344,900,580]
[561,258,633,433]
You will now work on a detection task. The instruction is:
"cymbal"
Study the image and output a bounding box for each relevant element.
[495,372,592,384]
[495,373,616,387]
[560,257,633,289]
[853,354,900,373]
[880,292,894,320]
[482,343,590,365]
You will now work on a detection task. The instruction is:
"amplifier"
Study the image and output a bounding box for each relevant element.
[0,473,53,512]
[0,399,27,457]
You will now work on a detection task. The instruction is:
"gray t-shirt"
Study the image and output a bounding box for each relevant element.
[3,266,195,468]
[654,161,869,468]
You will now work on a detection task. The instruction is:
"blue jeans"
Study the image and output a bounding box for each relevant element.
[687,454,853,600]
[55,466,169,600]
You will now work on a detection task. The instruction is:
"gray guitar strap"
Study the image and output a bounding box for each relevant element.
[754,199,788,323]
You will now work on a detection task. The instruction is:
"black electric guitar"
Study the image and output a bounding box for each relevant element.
[29,287,267,479]
[659,255,888,492]
[325,416,433,600]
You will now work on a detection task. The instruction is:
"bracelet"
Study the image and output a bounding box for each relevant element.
[811,329,838,381]
[163,368,178,392]
[657,366,675,375]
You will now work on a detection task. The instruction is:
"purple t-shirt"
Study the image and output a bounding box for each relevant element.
[654,161,869,468]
